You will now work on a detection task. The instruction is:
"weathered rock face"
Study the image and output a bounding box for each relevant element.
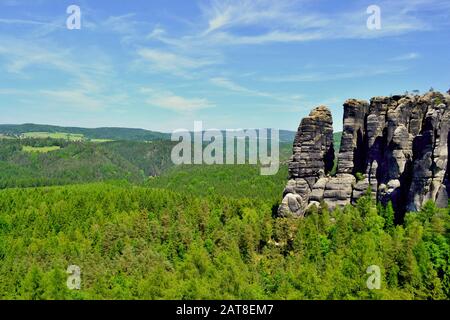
[279,91,450,220]
[278,106,334,217]
[337,99,369,175]
[408,95,450,211]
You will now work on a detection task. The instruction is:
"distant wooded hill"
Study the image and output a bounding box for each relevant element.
[0,124,170,141]
[0,124,298,143]
[0,138,176,188]
[0,124,342,189]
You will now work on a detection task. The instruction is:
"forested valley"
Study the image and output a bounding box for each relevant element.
[0,131,449,300]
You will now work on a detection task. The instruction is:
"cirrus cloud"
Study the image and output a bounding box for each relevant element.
[141,88,215,112]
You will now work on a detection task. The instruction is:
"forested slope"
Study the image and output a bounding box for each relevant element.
[146,164,288,202]
[0,130,448,300]
[102,140,175,177]
[0,140,143,188]
[0,139,177,188]
[0,137,294,189]
[0,184,448,299]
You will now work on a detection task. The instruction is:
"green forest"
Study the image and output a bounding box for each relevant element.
[0,131,449,300]
[0,184,448,299]
[0,138,175,188]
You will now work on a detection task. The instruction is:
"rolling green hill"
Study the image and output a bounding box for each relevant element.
[0,124,170,141]
[0,140,145,188]
[0,138,180,188]
[102,140,176,177]
[0,139,292,194]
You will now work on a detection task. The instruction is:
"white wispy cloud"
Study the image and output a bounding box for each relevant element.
[210,77,269,96]
[206,30,324,45]
[209,77,307,104]
[0,18,62,28]
[39,89,104,111]
[147,27,166,39]
[102,14,137,34]
[0,36,124,111]
[137,48,219,77]
[100,13,145,44]
[0,15,73,37]
[1,0,447,129]
[141,88,215,112]
[149,0,446,48]
[116,0,446,86]
[0,87,108,111]
[0,39,72,74]
[0,88,29,95]
[201,0,329,34]
[390,52,421,61]
[0,36,113,80]
[261,66,408,83]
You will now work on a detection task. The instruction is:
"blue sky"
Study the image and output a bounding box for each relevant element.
[0,0,449,132]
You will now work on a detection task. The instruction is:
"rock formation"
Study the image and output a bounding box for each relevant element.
[279,91,450,220]
[278,106,334,217]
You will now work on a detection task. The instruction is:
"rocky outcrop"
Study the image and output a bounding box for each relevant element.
[279,91,450,220]
[278,106,334,217]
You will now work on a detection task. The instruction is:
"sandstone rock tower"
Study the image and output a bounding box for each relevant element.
[279,91,450,220]
[278,106,334,217]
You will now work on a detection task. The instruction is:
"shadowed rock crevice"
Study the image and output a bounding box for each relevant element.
[279,91,450,218]
[437,131,450,208]
[353,127,368,176]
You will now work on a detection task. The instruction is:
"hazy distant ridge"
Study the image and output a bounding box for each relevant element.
[0,123,298,143]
